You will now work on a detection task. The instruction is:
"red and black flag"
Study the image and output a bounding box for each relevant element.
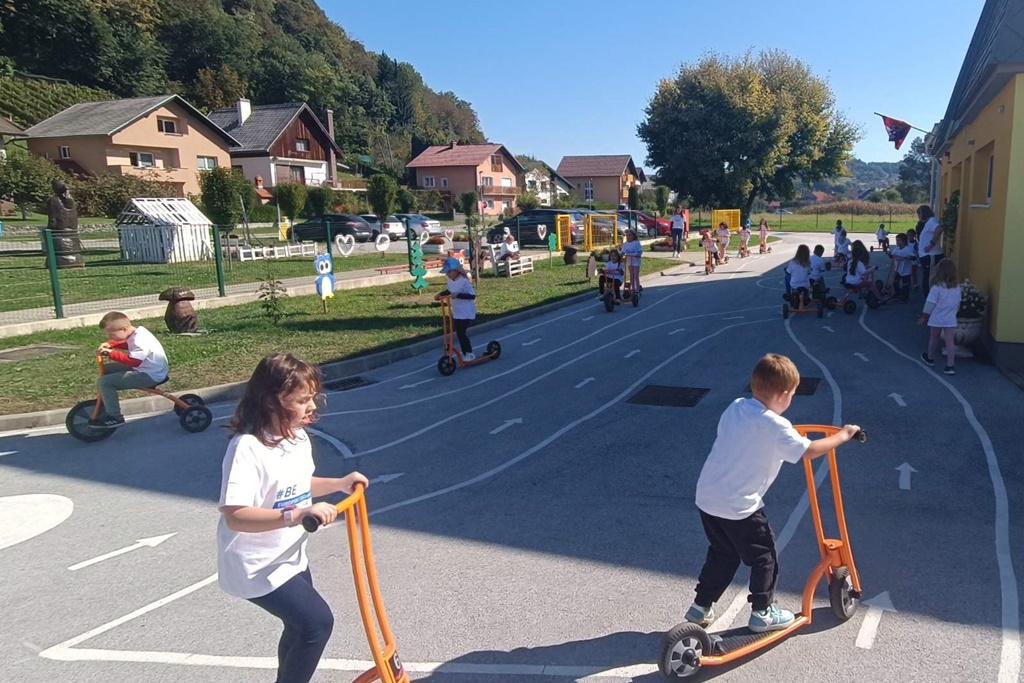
[879,114,912,150]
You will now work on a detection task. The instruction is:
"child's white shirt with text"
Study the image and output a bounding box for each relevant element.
[695,398,812,520]
[217,432,315,599]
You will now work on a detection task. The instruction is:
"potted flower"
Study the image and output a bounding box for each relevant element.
[942,278,987,354]
[422,235,448,254]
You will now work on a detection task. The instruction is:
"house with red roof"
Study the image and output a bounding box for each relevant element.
[556,154,641,207]
[406,143,525,216]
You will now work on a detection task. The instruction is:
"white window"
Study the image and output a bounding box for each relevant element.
[296,138,310,152]
[482,176,494,187]
[987,155,994,203]
[197,156,218,170]
[422,176,436,188]
[501,177,512,187]
[440,178,448,189]
[130,151,155,168]
[59,146,71,159]
[157,118,177,134]
[584,180,594,201]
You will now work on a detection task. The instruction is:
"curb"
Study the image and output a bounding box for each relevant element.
[0,273,667,432]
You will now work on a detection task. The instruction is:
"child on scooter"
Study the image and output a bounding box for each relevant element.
[739,224,752,257]
[600,249,624,303]
[835,229,851,265]
[758,218,770,253]
[90,311,169,429]
[218,352,369,683]
[876,223,889,251]
[687,354,861,633]
[621,229,644,293]
[435,257,477,360]
[716,222,731,262]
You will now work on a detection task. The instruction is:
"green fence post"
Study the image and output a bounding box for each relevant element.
[404,217,414,273]
[212,226,226,297]
[43,229,64,319]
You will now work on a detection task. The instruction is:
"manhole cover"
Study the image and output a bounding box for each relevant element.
[743,377,820,396]
[628,385,710,408]
[324,376,375,392]
[0,344,78,362]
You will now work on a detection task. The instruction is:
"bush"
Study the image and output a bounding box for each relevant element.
[517,191,541,211]
[274,183,307,222]
[247,203,279,222]
[305,186,335,216]
[396,188,417,213]
[71,171,179,218]
[793,200,918,216]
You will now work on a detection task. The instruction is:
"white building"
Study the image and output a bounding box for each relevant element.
[523,162,575,206]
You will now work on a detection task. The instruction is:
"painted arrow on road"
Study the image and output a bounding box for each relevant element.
[400,379,433,390]
[855,592,897,649]
[889,393,906,407]
[68,533,176,571]
[854,352,870,362]
[625,350,640,358]
[369,473,405,485]
[895,463,917,490]
[575,377,595,389]
[489,418,523,435]
[522,338,541,346]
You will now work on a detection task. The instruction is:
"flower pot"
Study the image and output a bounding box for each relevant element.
[940,316,985,358]
[422,243,447,254]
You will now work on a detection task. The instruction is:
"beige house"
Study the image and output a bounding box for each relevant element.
[407,143,525,217]
[556,154,641,207]
[0,116,22,161]
[22,95,238,197]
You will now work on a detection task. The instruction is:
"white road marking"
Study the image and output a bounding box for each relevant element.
[582,316,594,321]
[522,338,541,346]
[669,328,686,335]
[625,350,640,358]
[823,326,835,333]
[307,427,354,459]
[859,308,1020,683]
[854,352,869,362]
[895,463,916,491]
[889,392,906,407]
[855,592,896,649]
[722,316,745,320]
[488,418,522,435]
[68,534,176,572]
[0,450,15,457]
[400,379,433,390]
[0,494,74,551]
[574,378,595,389]
[368,473,404,485]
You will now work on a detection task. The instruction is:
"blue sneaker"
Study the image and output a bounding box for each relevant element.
[748,604,795,633]
[684,603,715,627]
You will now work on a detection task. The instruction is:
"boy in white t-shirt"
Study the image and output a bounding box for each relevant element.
[809,245,828,299]
[91,311,169,429]
[686,354,861,633]
[888,233,915,302]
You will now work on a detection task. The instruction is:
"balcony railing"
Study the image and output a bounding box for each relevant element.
[478,185,518,196]
[335,178,368,191]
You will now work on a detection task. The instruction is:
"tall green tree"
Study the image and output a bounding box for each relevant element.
[627,185,640,210]
[198,166,243,227]
[655,185,670,216]
[305,186,335,216]
[367,174,398,221]
[897,137,930,204]
[274,183,307,223]
[639,50,859,216]
[396,188,417,213]
[0,148,64,219]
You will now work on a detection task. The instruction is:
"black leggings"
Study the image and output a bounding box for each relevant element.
[599,275,622,298]
[671,230,683,252]
[454,318,473,354]
[248,569,334,683]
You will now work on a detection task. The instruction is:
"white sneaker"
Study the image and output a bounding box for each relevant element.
[462,352,476,361]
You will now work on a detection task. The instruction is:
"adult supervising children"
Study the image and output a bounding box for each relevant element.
[916,204,945,297]
[670,206,688,257]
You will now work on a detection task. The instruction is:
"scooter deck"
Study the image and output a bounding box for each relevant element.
[707,614,809,656]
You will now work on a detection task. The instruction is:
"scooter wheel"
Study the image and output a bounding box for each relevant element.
[66,399,115,443]
[603,292,614,312]
[829,566,859,620]
[486,340,501,359]
[865,293,880,310]
[174,393,205,416]
[782,304,789,320]
[826,296,838,310]
[437,356,456,376]
[659,622,711,679]
[180,405,213,433]
[843,300,857,315]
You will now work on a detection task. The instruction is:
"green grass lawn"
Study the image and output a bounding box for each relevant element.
[0,248,410,313]
[0,258,670,415]
[688,212,918,234]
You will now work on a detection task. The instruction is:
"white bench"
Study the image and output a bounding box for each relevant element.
[486,244,535,277]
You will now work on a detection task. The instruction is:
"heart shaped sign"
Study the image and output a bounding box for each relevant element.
[537,224,548,240]
[334,233,356,257]
[374,233,391,252]
[418,229,431,245]
[444,229,455,240]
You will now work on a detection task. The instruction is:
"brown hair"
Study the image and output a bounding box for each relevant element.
[931,258,959,289]
[99,311,131,330]
[793,244,810,267]
[228,353,323,447]
[750,354,800,397]
[917,204,935,221]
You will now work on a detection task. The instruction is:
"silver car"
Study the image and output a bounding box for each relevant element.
[394,213,442,237]
[360,214,404,239]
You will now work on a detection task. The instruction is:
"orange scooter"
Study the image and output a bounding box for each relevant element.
[659,425,867,679]
[303,484,409,683]
[436,294,500,376]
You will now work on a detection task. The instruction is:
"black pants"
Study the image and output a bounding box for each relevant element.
[671,230,683,252]
[893,274,911,300]
[598,275,622,298]
[695,509,778,612]
[454,318,473,354]
[920,253,944,298]
[249,569,334,683]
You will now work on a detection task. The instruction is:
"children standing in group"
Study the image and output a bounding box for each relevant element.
[621,229,644,292]
[919,259,962,375]
[888,233,916,302]
[436,257,477,361]
[600,249,624,303]
[217,353,369,683]
[686,354,861,632]
[785,245,812,306]
[716,222,731,263]
[91,311,169,429]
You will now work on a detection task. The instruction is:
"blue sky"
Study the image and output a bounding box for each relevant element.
[326,0,985,170]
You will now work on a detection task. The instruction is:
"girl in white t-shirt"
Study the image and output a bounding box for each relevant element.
[919,259,962,375]
[758,218,771,253]
[739,226,752,257]
[835,229,851,265]
[620,230,644,292]
[601,249,624,302]
[845,242,888,303]
[785,245,812,306]
[218,353,369,683]
[716,222,731,262]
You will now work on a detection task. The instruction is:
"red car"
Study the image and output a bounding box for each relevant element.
[617,210,672,236]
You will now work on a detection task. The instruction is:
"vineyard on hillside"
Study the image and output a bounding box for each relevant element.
[0,76,114,129]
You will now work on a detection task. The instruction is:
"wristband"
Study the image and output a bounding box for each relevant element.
[283,504,297,527]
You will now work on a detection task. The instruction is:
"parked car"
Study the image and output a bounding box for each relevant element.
[290,214,372,243]
[360,214,404,239]
[486,209,584,246]
[617,209,671,236]
[394,213,442,237]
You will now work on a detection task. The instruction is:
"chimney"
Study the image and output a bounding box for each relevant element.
[326,108,336,184]
[449,141,457,150]
[237,98,251,125]
[255,175,264,190]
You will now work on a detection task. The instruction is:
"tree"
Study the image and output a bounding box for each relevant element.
[396,188,417,213]
[367,174,398,221]
[516,191,540,211]
[305,186,335,216]
[197,167,258,227]
[0,148,64,219]
[897,137,930,204]
[655,185,671,216]
[455,191,482,282]
[627,185,640,210]
[189,65,249,111]
[274,183,308,223]
[639,50,859,216]
[72,170,178,218]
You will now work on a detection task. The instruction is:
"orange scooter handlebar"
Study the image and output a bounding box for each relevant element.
[302,483,366,533]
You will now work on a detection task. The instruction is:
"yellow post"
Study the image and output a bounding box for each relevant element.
[583,214,594,251]
[556,214,570,251]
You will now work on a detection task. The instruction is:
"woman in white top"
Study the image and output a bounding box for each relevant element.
[918,259,962,375]
[670,207,687,256]
[916,204,944,297]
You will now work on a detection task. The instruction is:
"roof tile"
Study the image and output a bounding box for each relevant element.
[556,154,634,177]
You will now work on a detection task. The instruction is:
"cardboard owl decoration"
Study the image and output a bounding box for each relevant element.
[314,253,335,300]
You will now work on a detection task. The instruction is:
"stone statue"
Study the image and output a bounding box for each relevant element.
[44,178,84,268]
[159,287,198,333]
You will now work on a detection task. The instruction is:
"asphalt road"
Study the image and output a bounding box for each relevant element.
[2,233,1022,683]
